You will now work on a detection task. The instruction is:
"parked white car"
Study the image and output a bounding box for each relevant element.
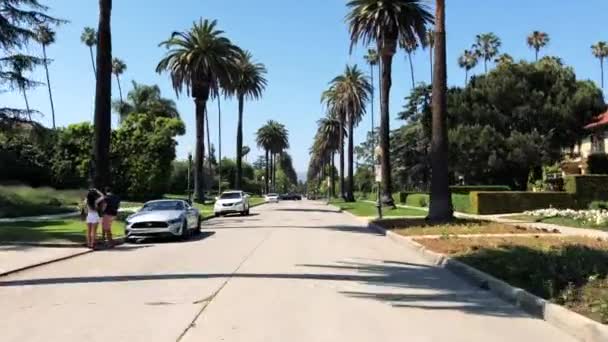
[125,200,201,241]
[265,193,279,203]
[214,191,250,216]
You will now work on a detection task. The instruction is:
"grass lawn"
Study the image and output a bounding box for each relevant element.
[0,185,82,218]
[330,199,426,217]
[375,218,555,236]
[508,214,608,231]
[0,219,125,244]
[415,235,608,324]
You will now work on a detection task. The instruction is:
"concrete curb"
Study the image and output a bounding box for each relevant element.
[367,222,608,342]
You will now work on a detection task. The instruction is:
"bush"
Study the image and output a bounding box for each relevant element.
[449,185,510,193]
[406,193,429,207]
[451,193,471,213]
[588,154,608,174]
[589,201,608,210]
[470,191,575,215]
[565,175,608,207]
[0,185,83,218]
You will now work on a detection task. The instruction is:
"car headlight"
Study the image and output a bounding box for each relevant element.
[168,218,182,225]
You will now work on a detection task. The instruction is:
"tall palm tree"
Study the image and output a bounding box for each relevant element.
[316,115,344,198]
[81,27,97,78]
[35,24,57,128]
[156,19,240,201]
[113,81,179,120]
[267,120,289,191]
[494,53,514,67]
[457,49,478,85]
[1,54,43,121]
[346,0,433,205]
[473,32,501,73]
[592,41,608,90]
[111,57,126,103]
[329,65,371,202]
[425,30,434,80]
[527,31,549,62]
[256,123,274,194]
[363,48,378,141]
[399,37,418,88]
[224,50,267,190]
[428,0,452,222]
[92,0,112,189]
[321,86,347,199]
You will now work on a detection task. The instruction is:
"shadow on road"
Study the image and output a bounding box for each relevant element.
[127,231,216,245]
[203,224,383,236]
[273,208,339,213]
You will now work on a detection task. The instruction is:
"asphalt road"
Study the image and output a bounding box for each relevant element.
[0,200,577,342]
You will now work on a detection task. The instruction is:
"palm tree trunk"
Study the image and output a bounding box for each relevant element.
[89,46,97,78]
[116,74,123,102]
[330,151,335,197]
[346,117,355,202]
[370,63,375,170]
[484,58,488,74]
[339,113,345,199]
[42,44,56,129]
[264,149,269,193]
[205,108,213,191]
[429,46,433,81]
[465,69,468,86]
[217,95,222,194]
[235,94,244,190]
[408,51,415,88]
[272,153,277,191]
[379,41,395,206]
[193,98,207,202]
[601,57,605,90]
[535,48,539,62]
[22,88,31,121]
[428,0,453,222]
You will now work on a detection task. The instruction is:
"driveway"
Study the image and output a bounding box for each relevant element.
[0,200,576,341]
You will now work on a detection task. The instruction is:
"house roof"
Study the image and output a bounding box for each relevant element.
[584,110,608,130]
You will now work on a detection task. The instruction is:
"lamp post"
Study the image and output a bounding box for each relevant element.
[187,152,193,203]
[375,145,383,219]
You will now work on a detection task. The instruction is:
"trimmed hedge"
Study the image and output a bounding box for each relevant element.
[449,185,510,194]
[587,154,608,175]
[565,175,608,207]
[405,193,429,207]
[470,191,575,215]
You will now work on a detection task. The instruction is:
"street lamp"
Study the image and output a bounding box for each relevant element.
[375,145,383,219]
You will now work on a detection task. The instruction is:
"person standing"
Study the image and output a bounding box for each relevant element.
[102,186,120,247]
[84,189,105,249]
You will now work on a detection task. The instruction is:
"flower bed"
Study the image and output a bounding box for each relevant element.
[524,208,608,226]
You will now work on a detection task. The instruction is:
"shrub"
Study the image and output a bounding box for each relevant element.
[470,191,575,215]
[406,193,429,207]
[589,201,608,210]
[588,154,608,174]
[565,175,608,207]
[451,193,471,213]
[449,185,510,194]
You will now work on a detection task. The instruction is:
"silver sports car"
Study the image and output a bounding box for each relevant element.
[125,199,201,241]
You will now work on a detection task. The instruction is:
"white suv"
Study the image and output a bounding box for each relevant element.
[265,193,279,203]
[214,191,250,217]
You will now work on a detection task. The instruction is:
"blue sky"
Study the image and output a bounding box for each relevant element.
[5,0,608,175]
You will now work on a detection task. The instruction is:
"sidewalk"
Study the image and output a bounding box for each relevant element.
[0,245,90,276]
[363,200,608,239]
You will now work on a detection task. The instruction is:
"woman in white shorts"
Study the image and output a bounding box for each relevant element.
[85,189,105,249]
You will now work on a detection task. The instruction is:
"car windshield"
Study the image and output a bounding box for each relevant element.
[220,192,241,200]
[141,201,184,211]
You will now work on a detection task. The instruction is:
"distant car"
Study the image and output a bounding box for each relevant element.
[125,199,200,241]
[280,193,302,201]
[214,191,250,216]
[265,193,279,203]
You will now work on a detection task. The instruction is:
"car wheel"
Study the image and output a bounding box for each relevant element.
[214,213,220,218]
[245,209,250,216]
[195,216,202,234]
[180,220,190,240]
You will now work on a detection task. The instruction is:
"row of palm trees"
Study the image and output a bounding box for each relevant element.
[255,120,289,193]
[309,0,450,220]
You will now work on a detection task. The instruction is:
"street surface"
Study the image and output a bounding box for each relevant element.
[0,200,576,341]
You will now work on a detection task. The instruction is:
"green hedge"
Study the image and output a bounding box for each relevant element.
[449,185,510,194]
[405,193,429,207]
[565,175,608,207]
[470,191,575,215]
[587,155,608,175]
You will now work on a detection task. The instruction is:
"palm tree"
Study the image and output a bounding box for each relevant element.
[256,123,274,194]
[592,41,608,90]
[35,24,57,128]
[156,19,241,201]
[428,0,452,222]
[494,53,514,67]
[457,49,478,85]
[316,115,344,197]
[92,0,112,189]
[242,145,251,162]
[328,65,371,202]
[321,86,347,199]
[399,37,418,88]
[346,0,433,205]
[81,27,97,77]
[265,120,289,191]
[473,32,501,73]
[363,48,378,141]
[112,81,179,120]
[111,57,126,103]
[0,54,43,121]
[224,50,267,190]
[425,30,434,80]
[527,31,549,62]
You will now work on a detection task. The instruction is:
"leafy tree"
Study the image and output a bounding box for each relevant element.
[458,49,478,85]
[473,32,501,73]
[51,123,94,188]
[111,57,126,103]
[81,27,97,77]
[494,53,514,67]
[92,0,113,189]
[224,50,267,190]
[592,41,608,89]
[527,31,550,61]
[156,19,241,201]
[0,54,44,120]
[346,0,433,205]
[35,24,56,128]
